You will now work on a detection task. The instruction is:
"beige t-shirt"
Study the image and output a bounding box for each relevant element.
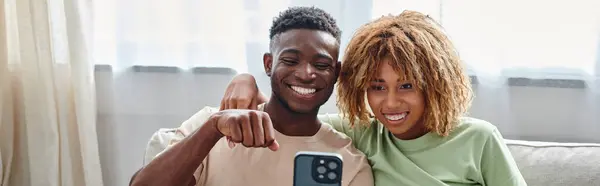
[158,106,373,186]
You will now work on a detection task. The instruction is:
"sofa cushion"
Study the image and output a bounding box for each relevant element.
[506,139,600,186]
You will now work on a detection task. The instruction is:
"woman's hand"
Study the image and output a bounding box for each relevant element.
[220,73,268,110]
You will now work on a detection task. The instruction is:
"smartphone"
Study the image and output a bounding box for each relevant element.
[293,151,343,186]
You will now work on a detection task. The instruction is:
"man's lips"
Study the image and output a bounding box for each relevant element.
[287,84,323,99]
[289,85,316,95]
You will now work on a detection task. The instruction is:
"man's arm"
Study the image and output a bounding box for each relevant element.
[130,107,278,186]
[221,74,370,138]
[347,157,374,186]
[130,116,222,186]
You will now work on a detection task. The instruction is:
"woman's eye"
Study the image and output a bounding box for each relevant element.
[400,83,413,89]
[370,85,385,91]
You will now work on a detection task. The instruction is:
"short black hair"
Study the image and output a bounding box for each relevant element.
[269,6,341,47]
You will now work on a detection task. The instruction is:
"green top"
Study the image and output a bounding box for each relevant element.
[318,114,527,186]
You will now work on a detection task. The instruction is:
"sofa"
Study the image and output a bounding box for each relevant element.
[505,139,600,185]
[144,128,600,186]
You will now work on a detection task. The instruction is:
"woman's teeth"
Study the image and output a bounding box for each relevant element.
[291,86,316,95]
[384,112,407,121]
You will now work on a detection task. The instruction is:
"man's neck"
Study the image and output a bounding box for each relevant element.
[263,96,321,136]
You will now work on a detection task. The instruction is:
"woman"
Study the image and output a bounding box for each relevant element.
[221,10,526,186]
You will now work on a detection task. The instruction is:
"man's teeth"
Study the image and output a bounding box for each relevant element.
[291,86,316,95]
[384,112,407,121]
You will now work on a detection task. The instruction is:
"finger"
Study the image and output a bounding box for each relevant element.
[234,97,252,109]
[220,99,226,111]
[229,117,243,143]
[240,114,254,147]
[258,92,268,104]
[220,90,230,110]
[227,136,236,148]
[251,111,265,147]
[261,113,278,151]
[217,116,232,137]
[227,97,236,111]
[249,98,258,110]
[268,140,280,151]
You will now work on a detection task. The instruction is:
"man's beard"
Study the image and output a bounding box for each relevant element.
[270,82,322,114]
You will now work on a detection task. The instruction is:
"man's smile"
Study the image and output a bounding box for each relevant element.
[288,85,320,99]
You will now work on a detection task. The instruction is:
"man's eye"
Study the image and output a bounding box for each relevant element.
[400,83,412,89]
[281,59,298,65]
[314,63,330,69]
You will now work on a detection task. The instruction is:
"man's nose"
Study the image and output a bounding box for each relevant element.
[295,63,317,83]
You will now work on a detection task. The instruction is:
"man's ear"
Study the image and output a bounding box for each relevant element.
[263,53,273,77]
[334,61,341,83]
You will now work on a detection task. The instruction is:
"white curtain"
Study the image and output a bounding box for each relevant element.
[0,0,103,185]
[92,0,600,185]
[93,0,378,72]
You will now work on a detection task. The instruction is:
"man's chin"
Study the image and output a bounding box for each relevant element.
[286,103,320,114]
[273,93,324,113]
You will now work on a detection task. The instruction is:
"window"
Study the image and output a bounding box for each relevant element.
[94,0,600,79]
[93,0,250,72]
[372,0,600,79]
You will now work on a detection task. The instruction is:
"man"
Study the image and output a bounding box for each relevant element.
[130,7,373,186]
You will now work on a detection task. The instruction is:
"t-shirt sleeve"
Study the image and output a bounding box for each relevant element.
[153,106,219,185]
[346,157,374,186]
[480,128,528,186]
[317,113,365,142]
[154,106,219,157]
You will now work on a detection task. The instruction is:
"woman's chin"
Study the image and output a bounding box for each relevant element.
[380,120,411,134]
[379,118,426,140]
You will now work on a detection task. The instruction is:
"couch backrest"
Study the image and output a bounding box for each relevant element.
[143,130,600,186]
[506,139,600,186]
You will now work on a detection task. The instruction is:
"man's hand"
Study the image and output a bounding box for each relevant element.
[211,109,279,151]
[220,73,267,110]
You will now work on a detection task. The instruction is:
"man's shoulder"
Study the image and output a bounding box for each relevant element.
[319,123,354,147]
[319,123,368,162]
[317,123,371,181]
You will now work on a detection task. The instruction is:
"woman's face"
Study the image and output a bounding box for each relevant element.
[366,58,427,140]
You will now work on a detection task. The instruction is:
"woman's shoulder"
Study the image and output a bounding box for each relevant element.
[318,113,373,128]
[317,113,378,139]
[451,117,500,138]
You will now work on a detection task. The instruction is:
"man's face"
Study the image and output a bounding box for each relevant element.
[263,29,340,113]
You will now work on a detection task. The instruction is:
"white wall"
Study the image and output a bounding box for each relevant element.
[95,67,600,186]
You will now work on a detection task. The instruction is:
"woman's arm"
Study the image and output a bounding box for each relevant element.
[480,129,528,186]
[221,74,369,139]
[220,73,375,145]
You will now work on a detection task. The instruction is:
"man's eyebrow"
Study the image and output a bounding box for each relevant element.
[279,49,301,55]
[314,53,333,62]
[279,49,333,62]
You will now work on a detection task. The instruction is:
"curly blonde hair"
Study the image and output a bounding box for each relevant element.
[336,10,473,136]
